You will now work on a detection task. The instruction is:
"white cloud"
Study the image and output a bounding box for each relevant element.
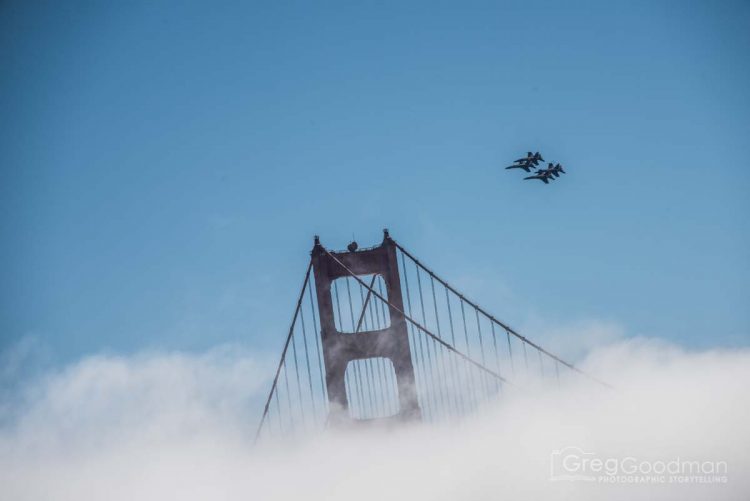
[0,339,748,501]
[524,318,627,361]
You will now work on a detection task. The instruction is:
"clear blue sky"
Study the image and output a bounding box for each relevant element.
[1,1,748,366]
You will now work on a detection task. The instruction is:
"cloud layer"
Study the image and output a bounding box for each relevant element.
[1,338,748,501]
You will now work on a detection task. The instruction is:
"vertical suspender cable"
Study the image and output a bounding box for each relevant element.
[538,348,545,378]
[459,299,479,405]
[290,322,306,426]
[490,322,502,395]
[282,361,294,432]
[475,308,490,400]
[445,288,466,415]
[299,308,316,416]
[523,341,529,375]
[506,330,515,375]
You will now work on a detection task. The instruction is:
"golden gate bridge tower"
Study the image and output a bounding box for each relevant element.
[255,229,609,441]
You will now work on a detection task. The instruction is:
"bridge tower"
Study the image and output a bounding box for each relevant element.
[311,230,421,426]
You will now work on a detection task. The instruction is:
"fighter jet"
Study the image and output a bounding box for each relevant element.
[529,151,544,166]
[544,162,566,178]
[524,168,556,184]
[515,151,544,166]
[505,159,535,172]
[505,151,544,172]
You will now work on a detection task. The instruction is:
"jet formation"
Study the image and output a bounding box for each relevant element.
[506,152,566,184]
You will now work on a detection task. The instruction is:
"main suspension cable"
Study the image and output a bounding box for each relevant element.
[393,241,612,389]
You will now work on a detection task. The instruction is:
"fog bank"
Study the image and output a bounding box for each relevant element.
[1,338,748,501]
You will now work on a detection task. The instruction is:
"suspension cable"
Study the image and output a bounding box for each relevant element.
[254,260,313,444]
[392,241,612,389]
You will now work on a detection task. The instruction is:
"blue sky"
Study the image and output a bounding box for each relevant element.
[1,0,748,367]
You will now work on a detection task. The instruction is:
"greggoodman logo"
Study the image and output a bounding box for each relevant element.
[549,446,728,484]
